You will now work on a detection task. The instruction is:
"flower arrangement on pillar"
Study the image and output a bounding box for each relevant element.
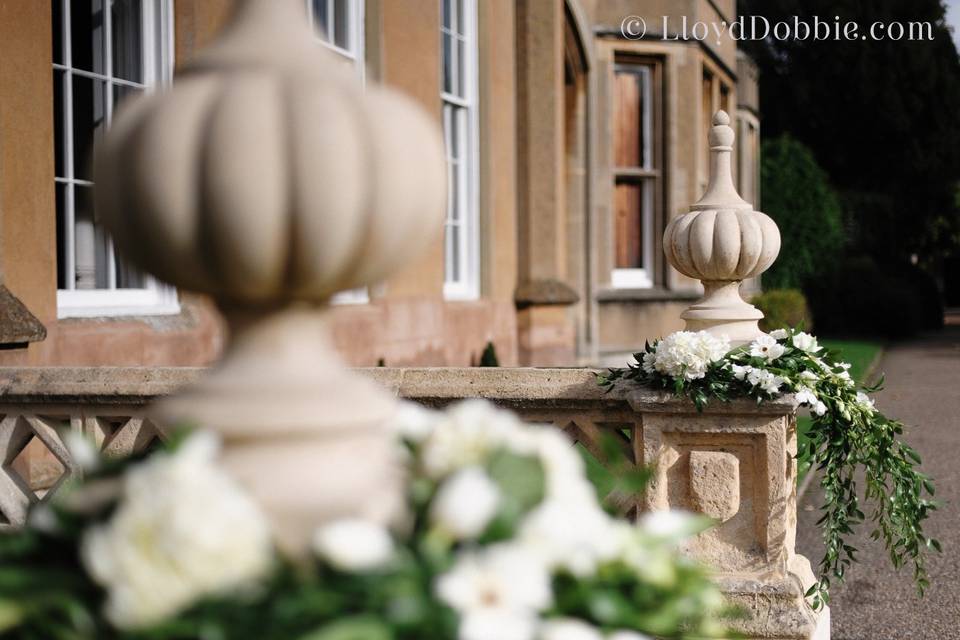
[603,112,938,612]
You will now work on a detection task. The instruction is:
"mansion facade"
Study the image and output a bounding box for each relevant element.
[0,0,760,368]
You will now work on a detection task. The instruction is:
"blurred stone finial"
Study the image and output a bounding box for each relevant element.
[662,111,781,344]
[93,0,446,553]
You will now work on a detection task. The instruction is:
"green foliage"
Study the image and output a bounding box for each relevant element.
[760,136,845,289]
[739,0,960,262]
[478,341,499,367]
[0,410,728,640]
[600,329,939,608]
[753,288,812,333]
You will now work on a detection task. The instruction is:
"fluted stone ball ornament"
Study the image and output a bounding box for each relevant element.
[663,111,780,344]
[93,0,446,554]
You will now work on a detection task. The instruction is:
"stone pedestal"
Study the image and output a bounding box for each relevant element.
[628,391,829,640]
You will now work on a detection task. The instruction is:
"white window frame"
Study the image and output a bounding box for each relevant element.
[441,0,479,300]
[307,0,365,79]
[611,62,656,290]
[54,0,178,318]
[307,0,370,305]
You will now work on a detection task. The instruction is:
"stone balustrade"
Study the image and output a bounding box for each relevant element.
[0,365,825,639]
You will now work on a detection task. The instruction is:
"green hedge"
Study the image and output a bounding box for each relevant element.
[753,289,812,333]
[761,136,845,290]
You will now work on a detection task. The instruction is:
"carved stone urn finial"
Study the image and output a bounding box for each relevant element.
[662,110,781,344]
[93,0,447,553]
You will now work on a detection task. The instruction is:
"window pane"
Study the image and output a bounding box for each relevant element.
[445,223,460,283]
[333,0,349,49]
[455,37,465,98]
[111,0,144,82]
[442,32,453,94]
[312,0,330,41]
[614,181,649,270]
[72,75,107,181]
[52,0,64,65]
[113,82,143,110]
[71,0,107,75]
[73,186,110,290]
[613,66,651,169]
[53,70,66,178]
[455,0,465,36]
[56,183,68,289]
[442,0,451,30]
[116,252,146,288]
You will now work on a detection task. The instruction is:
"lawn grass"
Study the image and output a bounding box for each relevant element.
[795,338,884,484]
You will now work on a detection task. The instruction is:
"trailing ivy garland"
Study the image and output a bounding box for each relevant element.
[598,327,939,609]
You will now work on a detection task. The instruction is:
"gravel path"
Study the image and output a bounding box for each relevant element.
[796,319,960,639]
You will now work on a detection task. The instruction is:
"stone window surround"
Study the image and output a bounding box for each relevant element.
[53,0,179,320]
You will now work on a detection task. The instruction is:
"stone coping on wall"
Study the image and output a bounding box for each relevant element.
[0,367,798,415]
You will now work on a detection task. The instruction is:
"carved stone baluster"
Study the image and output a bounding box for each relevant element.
[92,0,446,553]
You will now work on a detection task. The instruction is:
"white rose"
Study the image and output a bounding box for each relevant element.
[313,519,394,571]
[608,632,653,640]
[769,328,789,340]
[749,335,786,362]
[540,619,604,640]
[81,432,273,629]
[437,544,552,618]
[431,467,501,539]
[460,610,538,640]
[638,510,703,540]
[394,401,439,442]
[791,332,822,353]
[518,499,617,576]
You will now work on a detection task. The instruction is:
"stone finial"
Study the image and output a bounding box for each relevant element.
[92,0,447,553]
[662,111,780,344]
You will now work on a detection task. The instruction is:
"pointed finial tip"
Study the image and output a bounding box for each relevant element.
[713,110,730,126]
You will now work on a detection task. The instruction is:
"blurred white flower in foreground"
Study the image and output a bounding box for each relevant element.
[431,466,501,539]
[437,544,552,640]
[539,618,604,640]
[313,518,394,571]
[81,432,273,629]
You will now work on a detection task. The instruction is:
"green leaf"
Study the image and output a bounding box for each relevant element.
[298,616,393,640]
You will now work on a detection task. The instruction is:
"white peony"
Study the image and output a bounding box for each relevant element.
[749,335,786,362]
[313,518,394,572]
[81,432,273,630]
[747,368,784,395]
[648,331,730,381]
[431,467,501,539]
[769,329,789,340]
[539,618,604,640]
[791,332,822,353]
